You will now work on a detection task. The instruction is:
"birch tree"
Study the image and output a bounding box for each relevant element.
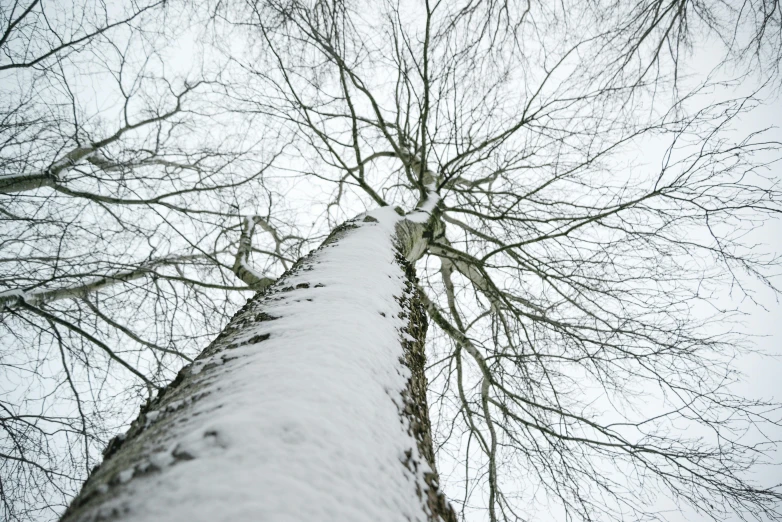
[3,0,782,521]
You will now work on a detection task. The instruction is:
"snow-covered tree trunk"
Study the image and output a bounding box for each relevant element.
[60,206,455,522]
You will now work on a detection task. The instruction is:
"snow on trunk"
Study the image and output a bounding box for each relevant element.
[60,207,455,522]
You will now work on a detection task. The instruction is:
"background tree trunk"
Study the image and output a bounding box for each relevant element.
[60,209,455,522]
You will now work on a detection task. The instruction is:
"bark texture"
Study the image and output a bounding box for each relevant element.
[396,251,458,522]
[60,213,454,521]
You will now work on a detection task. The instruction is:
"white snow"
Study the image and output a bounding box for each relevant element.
[86,206,433,521]
[0,288,26,299]
[406,185,440,223]
[143,411,160,427]
[117,469,134,484]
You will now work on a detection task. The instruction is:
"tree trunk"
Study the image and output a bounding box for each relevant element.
[60,207,455,522]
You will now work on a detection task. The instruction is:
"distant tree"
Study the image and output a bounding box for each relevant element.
[2,0,781,521]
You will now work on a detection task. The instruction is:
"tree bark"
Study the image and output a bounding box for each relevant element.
[60,208,455,522]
